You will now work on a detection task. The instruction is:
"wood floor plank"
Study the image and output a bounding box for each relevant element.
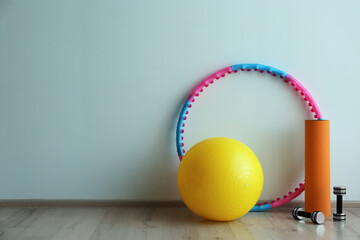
[148,207,198,239]
[237,211,280,239]
[51,208,105,240]
[0,208,47,240]
[89,207,144,240]
[0,208,20,223]
[13,208,74,240]
[342,209,360,238]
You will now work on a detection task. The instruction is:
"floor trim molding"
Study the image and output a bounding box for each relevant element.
[0,200,359,208]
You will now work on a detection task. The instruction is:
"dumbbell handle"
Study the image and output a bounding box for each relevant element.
[297,211,311,218]
[337,195,343,213]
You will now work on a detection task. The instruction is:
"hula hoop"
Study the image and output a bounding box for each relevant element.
[175,63,322,212]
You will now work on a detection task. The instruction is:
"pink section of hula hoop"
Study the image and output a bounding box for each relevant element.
[271,182,305,208]
[284,74,322,119]
[187,67,233,102]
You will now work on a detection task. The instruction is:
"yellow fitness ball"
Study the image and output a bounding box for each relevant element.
[177,137,263,221]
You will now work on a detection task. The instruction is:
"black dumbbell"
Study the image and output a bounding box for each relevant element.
[333,186,346,221]
[292,207,325,224]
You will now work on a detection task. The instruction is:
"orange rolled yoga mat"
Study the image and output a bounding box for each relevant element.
[305,120,330,216]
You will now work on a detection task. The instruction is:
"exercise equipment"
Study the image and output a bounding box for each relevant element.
[176,63,323,211]
[177,137,263,221]
[292,207,325,225]
[305,120,331,216]
[333,186,346,221]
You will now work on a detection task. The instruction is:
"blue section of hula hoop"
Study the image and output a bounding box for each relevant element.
[231,64,287,78]
[176,101,191,157]
[250,203,272,212]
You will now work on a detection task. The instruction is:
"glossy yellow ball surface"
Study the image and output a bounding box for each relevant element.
[177,137,263,221]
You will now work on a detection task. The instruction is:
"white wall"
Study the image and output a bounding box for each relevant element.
[0,0,359,200]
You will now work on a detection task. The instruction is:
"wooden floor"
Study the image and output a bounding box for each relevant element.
[0,207,359,240]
